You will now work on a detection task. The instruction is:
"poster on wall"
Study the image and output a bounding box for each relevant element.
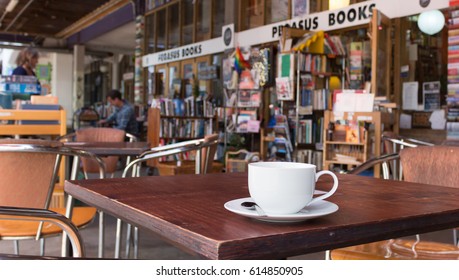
[423,81,441,111]
[292,0,309,18]
[402,82,419,110]
[271,0,289,22]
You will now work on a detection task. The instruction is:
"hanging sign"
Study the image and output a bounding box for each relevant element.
[142,0,449,67]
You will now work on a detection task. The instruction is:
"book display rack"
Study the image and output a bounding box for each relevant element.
[448,6,459,140]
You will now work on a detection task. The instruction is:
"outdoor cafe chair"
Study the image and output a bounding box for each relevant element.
[58,127,138,178]
[0,139,105,257]
[331,146,459,260]
[115,133,219,259]
[0,206,84,258]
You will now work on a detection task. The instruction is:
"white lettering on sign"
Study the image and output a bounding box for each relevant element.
[143,39,221,66]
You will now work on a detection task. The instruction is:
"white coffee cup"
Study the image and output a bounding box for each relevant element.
[248,162,338,215]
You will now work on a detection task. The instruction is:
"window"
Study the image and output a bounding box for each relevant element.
[266,0,289,24]
[182,0,194,45]
[145,14,155,54]
[196,0,212,42]
[168,3,180,49]
[240,0,265,31]
[212,0,235,38]
[157,9,166,52]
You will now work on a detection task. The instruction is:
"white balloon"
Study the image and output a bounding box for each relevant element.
[417,10,445,35]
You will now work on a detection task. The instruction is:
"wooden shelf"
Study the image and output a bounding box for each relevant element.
[147,107,218,167]
[323,110,386,178]
[324,160,363,165]
[325,141,366,146]
[161,115,215,119]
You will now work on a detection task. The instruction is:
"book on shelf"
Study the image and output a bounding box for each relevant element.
[249,91,261,107]
[291,32,316,52]
[236,114,250,133]
[275,77,294,100]
[323,34,345,55]
[449,29,459,36]
[296,149,323,169]
[345,122,362,144]
[298,119,313,144]
[172,98,185,116]
[236,89,261,107]
[451,8,459,19]
[349,42,363,73]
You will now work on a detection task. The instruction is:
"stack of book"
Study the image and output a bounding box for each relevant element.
[448,7,459,139]
[323,34,346,56]
[0,75,41,102]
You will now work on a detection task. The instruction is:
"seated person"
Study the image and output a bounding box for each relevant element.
[99,90,138,136]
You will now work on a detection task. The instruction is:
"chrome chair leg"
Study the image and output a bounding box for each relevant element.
[115,218,123,258]
[40,238,45,256]
[62,194,75,257]
[98,211,104,258]
[453,229,458,246]
[125,223,132,259]
[134,227,139,259]
[13,240,19,255]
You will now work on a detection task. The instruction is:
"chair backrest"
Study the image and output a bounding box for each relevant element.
[76,127,126,173]
[380,132,434,180]
[0,139,62,208]
[123,134,220,177]
[0,139,106,208]
[400,146,459,188]
[200,134,219,174]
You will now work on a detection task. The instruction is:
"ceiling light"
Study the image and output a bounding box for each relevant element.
[417,9,445,35]
[5,0,19,13]
[329,0,350,10]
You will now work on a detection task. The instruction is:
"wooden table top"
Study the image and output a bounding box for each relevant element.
[64,141,150,156]
[65,172,459,259]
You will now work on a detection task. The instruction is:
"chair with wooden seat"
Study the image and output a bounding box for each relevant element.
[115,133,220,259]
[0,139,105,257]
[331,146,459,260]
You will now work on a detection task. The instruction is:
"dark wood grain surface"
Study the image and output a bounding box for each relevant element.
[64,142,150,156]
[65,173,459,259]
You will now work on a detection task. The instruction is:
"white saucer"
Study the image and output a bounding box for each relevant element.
[224,197,338,223]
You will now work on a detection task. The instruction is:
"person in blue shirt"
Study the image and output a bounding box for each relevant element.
[99,90,138,136]
[13,47,39,76]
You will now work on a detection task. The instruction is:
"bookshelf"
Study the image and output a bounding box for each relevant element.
[294,51,346,150]
[323,110,388,178]
[271,28,347,166]
[153,97,216,140]
[146,102,218,169]
[448,7,459,140]
[232,88,262,134]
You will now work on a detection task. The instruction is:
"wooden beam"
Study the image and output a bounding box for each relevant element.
[56,0,131,39]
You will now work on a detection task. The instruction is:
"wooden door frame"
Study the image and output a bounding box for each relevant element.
[371,8,392,100]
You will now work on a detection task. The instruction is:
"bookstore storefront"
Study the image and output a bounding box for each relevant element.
[142,0,450,161]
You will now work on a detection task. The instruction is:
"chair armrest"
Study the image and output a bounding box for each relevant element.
[125,133,138,143]
[56,132,77,142]
[0,206,85,258]
[348,153,400,176]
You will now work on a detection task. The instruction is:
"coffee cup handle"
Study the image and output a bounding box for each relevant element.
[308,170,338,205]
